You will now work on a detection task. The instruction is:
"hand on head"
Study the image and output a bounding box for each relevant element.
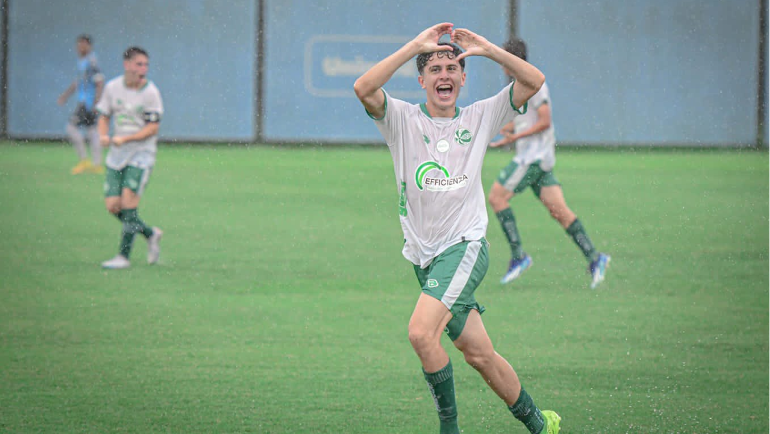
[415,24,493,61]
[451,28,492,61]
[413,23,456,54]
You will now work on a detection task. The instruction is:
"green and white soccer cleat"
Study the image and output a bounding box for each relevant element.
[541,410,561,434]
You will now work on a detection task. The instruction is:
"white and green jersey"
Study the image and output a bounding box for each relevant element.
[512,81,556,171]
[372,83,524,268]
[96,75,163,170]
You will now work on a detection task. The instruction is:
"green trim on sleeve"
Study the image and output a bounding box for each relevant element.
[365,89,387,121]
[508,81,528,115]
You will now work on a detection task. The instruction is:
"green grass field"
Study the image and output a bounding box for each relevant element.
[0,142,767,433]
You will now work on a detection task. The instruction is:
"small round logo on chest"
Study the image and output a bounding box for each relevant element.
[436,139,450,153]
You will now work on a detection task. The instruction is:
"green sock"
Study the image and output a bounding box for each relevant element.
[566,218,599,262]
[122,208,154,239]
[119,209,154,258]
[496,208,524,260]
[118,227,136,259]
[423,360,460,434]
[508,388,545,434]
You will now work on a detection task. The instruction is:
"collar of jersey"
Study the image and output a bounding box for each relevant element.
[123,77,150,91]
[420,103,460,119]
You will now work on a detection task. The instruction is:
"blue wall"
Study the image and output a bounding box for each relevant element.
[9,0,256,141]
[6,0,765,145]
[262,1,509,142]
[762,2,770,147]
[0,3,4,132]
[520,0,760,146]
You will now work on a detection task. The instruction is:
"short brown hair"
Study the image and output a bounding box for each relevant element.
[123,46,149,60]
[416,42,465,75]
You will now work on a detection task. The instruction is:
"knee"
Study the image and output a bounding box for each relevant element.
[488,190,506,209]
[408,325,437,353]
[548,207,561,221]
[106,204,121,216]
[462,348,496,371]
[548,205,574,227]
[487,193,499,208]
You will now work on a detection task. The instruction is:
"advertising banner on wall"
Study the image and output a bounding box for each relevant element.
[263,1,509,143]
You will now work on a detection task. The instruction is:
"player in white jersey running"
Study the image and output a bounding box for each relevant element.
[354,23,560,434]
[488,38,610,288]
[96,47,163,269]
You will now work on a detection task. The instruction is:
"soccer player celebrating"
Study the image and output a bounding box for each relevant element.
[96,47,163,269]
[488,38,610,288]
[354,23,561,434]
[57,34,105,174]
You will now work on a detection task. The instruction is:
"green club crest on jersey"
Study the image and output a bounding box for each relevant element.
[454,127,472,145]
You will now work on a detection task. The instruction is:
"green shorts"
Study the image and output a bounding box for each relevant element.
[104,166,152,197]
[413,238,489,341]
[496,160,560,198]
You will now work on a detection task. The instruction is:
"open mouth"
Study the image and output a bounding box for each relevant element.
[436,84,453,99]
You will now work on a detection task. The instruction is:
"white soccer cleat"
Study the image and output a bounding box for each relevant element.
[147,227,163,265]
[101,255,130,269]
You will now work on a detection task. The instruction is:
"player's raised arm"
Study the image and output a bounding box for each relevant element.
[353,22,455,119]
[452,28,544,110]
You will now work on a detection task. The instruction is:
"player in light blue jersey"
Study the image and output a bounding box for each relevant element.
[355,23,560,434]
[488,38,610,288]
[58,34,105,174]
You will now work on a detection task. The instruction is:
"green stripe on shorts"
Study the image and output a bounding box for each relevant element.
[496,160,560,197]
[414,238,489,341]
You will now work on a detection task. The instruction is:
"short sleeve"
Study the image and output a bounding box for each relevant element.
[88,56,104,83]
[372,90,409,147]
[528,83,549,110]
[145,85,164,121]
[95,83,111,116]
[508,79,528,115]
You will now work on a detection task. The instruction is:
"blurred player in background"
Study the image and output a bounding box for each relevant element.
[57,34,105,175]
[96,47,163,269]
[355,23,560,434]
[488,38,610,288]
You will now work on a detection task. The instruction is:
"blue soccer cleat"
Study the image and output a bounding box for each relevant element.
[500,254,533,284]
[589,253,611,289]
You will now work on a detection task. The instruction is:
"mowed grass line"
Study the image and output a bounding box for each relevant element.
[0,143,766,433]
